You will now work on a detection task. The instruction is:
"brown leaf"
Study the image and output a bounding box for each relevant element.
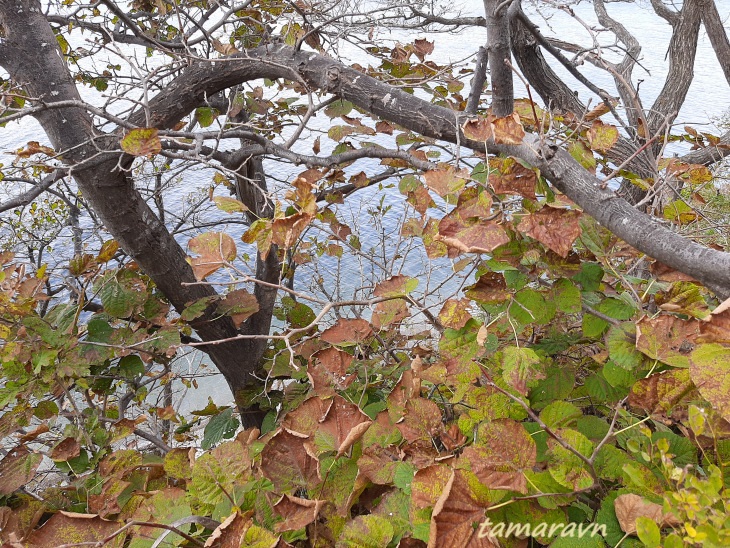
[491,112,525,145]
[374,275,417,297]
[412,464,453,509]
[259,429,321,492]
[15,141,56,158]
[372,299,410,329]
[282,396,332,437]
[412,38,434,61]
[587,119,619,152]
[212,38,240,55]
[628,369,697,417]
[50,437,81,461]
[519,207,582,258]
[465,271,510,304]
[309,347,355,392]
[438,214,510,254]
[429,470,497,548]
[318,396,372,456]
[462,117,493,141]
[396,397,443,443]
[216,289,259,328]
[0,445,42,496]
[614,493,680,535]
[488,157,537,199]
[458,419,536,494]
[320,318,373,345]
[26,512,122,548]
[635,315,700,368]
[423,166,470,198]
[273,495,324,533]
[272,212,313,250]
[188,232,237,280]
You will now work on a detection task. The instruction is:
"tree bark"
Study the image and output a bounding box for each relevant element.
[700,0,730,86]
[484,0,513,116]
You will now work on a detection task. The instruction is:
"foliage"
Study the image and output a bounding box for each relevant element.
[1,0,730,546]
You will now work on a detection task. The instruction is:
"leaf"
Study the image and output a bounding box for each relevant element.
[321,318,373,345]
[438,299,472,329]
[339,514,395,547]
[324,100,354,118]
[429,470,497,548]
[195,106,219,128]
[216,289,259,327]
[491,112,525,145]
[438,213,510,254]
[568,140,596,172]
[462,117,493,141]
[373,275,418,297]
[459,419,536,494]
[273,494,324,533]
[628,369,696,417]
[423,165,470,199]
[25,512,122,548]
[259,429,320,492]
[187,231,237,280]
[501,346,545,396]
[689,344,730,422]
[0,445,42,496]
[202,408,240,450]
[587,120,619,152]
[372,298,410,329]
[519,208,582,258]
[213,196,248,214]
[606,322,644,370]
[635,315,699,368]
[613,493,679,535]
[120,128,161,157]
[412,38,434,61]
[488,156,537,199]
[547,429,594,490]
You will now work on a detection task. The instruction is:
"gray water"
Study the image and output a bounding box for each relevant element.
[1,0,728,412]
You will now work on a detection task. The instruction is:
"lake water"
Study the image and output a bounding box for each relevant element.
[1,0,728,412]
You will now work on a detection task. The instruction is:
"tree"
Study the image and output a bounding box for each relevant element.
[1,1,730,544]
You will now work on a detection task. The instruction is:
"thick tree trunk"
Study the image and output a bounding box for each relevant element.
[483,0,513,116]
[700,0,730,86]
[0,0,268,428]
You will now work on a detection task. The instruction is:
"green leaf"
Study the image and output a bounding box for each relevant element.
[117,355,145,379]
[338,514,395,548]
[606,323,644,370]
[120,128,161,157]
[573,263,603,292]
[201,408,239,450]
[196,107,219,128]
[635,516,661,548]
[689,343,730,422]
[325,100,354,118]
[547,428,594,490]
[553,278,581,314]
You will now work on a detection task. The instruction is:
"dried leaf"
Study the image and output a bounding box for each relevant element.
[519,207,582,258]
